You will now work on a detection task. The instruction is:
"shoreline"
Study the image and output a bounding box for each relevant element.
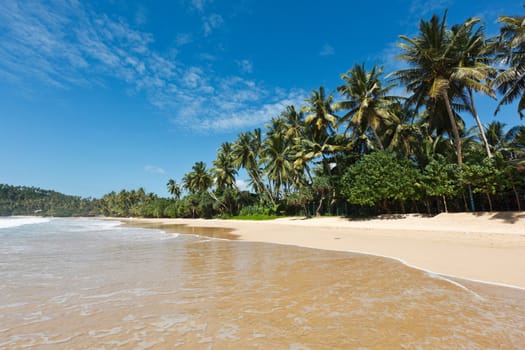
[113,212,525,290]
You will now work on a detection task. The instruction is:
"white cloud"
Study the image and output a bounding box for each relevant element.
[175,88,307,132]
[175,33,193,46]
[0,0,304,135]
[409,0,452,16]
[236,59,253,73]
[181,67,204,88]
[190,0,212,12]
[319,43,335,56]
[235,179,251,192]
[202,13,223,36]
[134,5,148,25]
[145,165,166,174]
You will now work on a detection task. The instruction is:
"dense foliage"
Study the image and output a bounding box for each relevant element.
[0,184,99,216]
[164,8,525,219]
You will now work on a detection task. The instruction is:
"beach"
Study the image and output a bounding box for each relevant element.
[3,216,525,348]
[119,211,525,289]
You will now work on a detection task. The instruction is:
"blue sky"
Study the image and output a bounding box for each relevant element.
[0,0,522,198]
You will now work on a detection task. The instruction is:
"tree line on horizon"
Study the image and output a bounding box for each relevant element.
[2,8,525,219]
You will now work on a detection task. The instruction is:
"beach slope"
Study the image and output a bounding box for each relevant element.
[119,212,525,289]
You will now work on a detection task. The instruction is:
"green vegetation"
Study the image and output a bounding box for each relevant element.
[162,8,525,219]
[2,7,525,219]
[0,184,99,216]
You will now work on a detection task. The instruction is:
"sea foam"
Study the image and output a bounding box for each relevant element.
[0,217,51,229]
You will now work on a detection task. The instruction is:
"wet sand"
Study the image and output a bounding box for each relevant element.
[118,212,525,289]
[3,217,525,349]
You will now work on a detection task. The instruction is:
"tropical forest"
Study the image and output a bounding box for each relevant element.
[2,9,525,219]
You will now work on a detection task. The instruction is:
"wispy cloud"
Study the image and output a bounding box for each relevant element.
[0,0,302,134]
[189,0,213,12]
[145,165,166,174]
[202,13,223,36]
[319,43,335,56]
[236,59,253,73]
[409,0,452,16]
[175,33,193,46]
[174,87,307,132]
[134,5,148,26]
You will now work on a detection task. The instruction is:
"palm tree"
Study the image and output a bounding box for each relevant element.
[166,179,181,200]
[335,63,400,150]
[182,161,213,194]
[494,7,525,118]
[212,142,238,192]
[485,121,522,159]
[261,132,295,199]
[392,13,486,167]
[300,87,342,176]
[302,86,338,142]
[281,105,305,142]
[452,18,497,158]
[382,102,420,157]
[232,130,275,204]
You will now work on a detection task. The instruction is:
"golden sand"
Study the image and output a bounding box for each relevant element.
[119,212,525,288]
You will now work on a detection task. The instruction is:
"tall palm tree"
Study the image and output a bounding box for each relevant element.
[212,142,238,192]
[485,121,522,159]
[281,105,305,142]
[182,161,213,194]
[262,132,295,199]
[494,7,525,118]
[334,63,399,150]
[452,18,497,158]
[300,87,342,176]
[302,86,338,142]
[392,13,485,167]
[382,102,420,157]
[166,179,181,200]
[232,130,275,204]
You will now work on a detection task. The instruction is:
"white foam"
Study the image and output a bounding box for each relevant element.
[0,217,51,229]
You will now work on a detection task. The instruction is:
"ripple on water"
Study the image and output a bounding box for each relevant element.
[1,219,525,349]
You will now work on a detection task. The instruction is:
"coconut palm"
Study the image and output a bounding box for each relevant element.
[262,132,295,199]
[299,87,342,176]
[334,63,400,150]
[485,121,523,159]
[382,103,420,157]
[232,129,275,204]
[452,18,497,158]
[182,161,213,194]
[392,13,487,167]
[166,179,181,200]
[302,86,338,142]
[281,105,305,142]
[494,8,525,118]
[212,142,238,192]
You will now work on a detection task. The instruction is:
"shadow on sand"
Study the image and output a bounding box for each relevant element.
[473,211,525,224]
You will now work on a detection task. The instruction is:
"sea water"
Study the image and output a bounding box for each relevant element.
[1,217,524,349]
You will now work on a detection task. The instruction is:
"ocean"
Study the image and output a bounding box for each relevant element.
[1,217,524,349]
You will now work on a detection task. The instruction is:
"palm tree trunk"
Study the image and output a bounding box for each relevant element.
[468,88,492,158]
[443,90,463,167]
[486,193,493,212]
[371,127,385,150]
[316,197,324,217]
[513,185,522,211]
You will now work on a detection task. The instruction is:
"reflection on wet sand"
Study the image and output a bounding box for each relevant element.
[2,223,525,349]
[123,221,239,240]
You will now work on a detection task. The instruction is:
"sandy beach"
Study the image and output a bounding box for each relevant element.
[118,212,525,289]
